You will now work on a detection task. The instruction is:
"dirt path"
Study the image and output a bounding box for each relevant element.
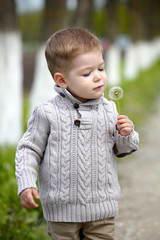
[115,98,160,240]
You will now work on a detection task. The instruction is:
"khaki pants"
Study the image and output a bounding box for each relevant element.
[47,218,115,240]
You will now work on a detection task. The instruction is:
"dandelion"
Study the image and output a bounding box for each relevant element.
[108,86,123,115]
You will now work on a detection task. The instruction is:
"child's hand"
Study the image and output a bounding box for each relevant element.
[20,188,40,208]
[116,115,133,136]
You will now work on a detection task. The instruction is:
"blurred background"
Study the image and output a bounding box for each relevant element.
[0,0,160,239]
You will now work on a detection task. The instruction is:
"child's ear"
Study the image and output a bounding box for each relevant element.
[54,73,67,88]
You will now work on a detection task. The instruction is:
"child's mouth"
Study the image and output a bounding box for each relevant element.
[94,85,103,90]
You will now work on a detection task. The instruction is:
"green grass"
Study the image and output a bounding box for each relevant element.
[0,147,50,240]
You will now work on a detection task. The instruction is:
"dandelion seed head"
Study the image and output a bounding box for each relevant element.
[108,86,123,100]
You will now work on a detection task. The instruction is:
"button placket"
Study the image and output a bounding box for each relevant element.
[73,103,81,127]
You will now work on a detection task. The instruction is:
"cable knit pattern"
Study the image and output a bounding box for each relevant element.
[15,85,139,222]
[77,129,92,204]
[44,100,59,205]
[58,98,71,203]
[104,103,118,198]
[97,105,109,201]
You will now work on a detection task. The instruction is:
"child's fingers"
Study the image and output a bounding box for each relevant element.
[117,115,128,120]
[117,115,133,136]
[117,116,132,127]
[119,128,131,136]
[117,115,131,123]
[20,188,39,208]
[117,122,132,130]
[32,188,40,200]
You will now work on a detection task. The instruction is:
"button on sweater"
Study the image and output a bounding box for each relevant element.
[15,85,139,222]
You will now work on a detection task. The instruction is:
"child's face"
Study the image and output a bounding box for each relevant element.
[64,50,107,103]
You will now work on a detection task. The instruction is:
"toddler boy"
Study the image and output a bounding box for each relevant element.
[15,28,139,240]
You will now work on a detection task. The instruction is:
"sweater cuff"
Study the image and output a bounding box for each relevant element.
[114,128,139,146]
[16,171,38,196]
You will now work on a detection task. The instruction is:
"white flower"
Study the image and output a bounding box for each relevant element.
[108,86,123,101]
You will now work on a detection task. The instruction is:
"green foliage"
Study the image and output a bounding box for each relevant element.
[0,147,50,239]
[117,2,130,34]
[17,4,129,41]
[105,59,160,126]
[18,10,109,41]
[18,11,43,42]
[92,10,108,37]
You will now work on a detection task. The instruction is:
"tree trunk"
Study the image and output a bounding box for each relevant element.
[150,0,160,38]
[106,0,119,43]
[73,0,94,30]
[41,0,68,41]
[0,0,17,31]
[128,0,147,42]
[0,0,23,145]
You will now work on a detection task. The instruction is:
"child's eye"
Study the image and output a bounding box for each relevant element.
[83,72,91,77]
[98,68,104,72]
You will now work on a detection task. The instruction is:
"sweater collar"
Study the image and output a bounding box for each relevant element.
[54,84,104,106]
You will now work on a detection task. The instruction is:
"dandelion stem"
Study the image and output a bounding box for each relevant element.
[116,99,121,115]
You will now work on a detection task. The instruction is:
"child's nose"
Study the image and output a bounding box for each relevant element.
[93,70,101,81]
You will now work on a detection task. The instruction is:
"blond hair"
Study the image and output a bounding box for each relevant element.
[45,28,102,78]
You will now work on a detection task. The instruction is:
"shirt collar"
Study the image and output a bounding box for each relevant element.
[54,84,104,106]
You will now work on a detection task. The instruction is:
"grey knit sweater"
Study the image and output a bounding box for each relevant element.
[15,85,139,222]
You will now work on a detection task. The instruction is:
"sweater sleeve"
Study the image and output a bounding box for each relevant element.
[113,128,139,157]
[15,104,50,195]
[110,101,139,158]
